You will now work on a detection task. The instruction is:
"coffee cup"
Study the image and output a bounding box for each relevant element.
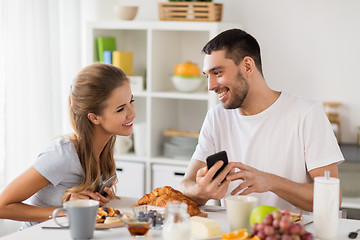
[52,199,99,239]
[225,195,258,231]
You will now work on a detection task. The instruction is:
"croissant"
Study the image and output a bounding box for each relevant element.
[138,186,201,216]
[138,186,183,205]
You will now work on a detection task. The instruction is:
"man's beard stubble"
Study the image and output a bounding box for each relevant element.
[223,70,249,109]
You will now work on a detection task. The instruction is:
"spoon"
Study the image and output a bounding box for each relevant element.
[348,229,360,239]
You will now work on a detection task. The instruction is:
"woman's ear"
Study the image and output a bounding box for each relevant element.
[87,113,100,125]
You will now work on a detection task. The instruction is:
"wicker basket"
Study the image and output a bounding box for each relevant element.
[158,2,223,22]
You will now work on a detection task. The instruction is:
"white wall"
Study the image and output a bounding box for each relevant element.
[92,0,360,143]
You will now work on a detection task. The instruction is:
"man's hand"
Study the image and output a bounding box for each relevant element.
[194,160,233,200]
[226,162,273,195]
[180,159,233,205]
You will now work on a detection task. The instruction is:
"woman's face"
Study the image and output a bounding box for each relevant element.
[97,81,136,137]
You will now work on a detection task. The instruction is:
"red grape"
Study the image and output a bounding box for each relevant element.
[257,222,266,231]
[282,209,291,216]
[272,210,282,220]
[264,214,274,225]
[281,234,291,240]
[289,223,301,235]
[264,225,275,236]
[272,219,280,228]
[279,218,291,231]
[257,230,266,239]
[252,223,258,230]
[265,236,277,240]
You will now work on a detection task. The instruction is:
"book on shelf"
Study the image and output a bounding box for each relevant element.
[96,37,116,62]
[103,50,112,64]
[112,51,134,76]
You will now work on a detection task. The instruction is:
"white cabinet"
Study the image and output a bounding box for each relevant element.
[85,21,238,194]
[115,161,145,198]
[152,164,187,190]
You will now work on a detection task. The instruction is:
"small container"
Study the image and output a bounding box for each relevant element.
[313,171,340,239]
[122,206,154,237]
[126,218,150,237]
[162,201,191,240]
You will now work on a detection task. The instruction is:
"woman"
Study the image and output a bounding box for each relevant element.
[0,63,136,228]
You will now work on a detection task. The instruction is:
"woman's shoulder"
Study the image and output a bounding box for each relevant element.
[40,136,77,160]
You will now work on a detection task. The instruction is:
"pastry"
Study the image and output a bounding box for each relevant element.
[138,186,201,216]
[96,206,120,223]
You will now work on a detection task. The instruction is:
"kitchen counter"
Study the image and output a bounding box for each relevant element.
[340,143,360,162]
[338,144,360,214]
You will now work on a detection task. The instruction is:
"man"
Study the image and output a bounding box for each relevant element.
[179,29,343,212]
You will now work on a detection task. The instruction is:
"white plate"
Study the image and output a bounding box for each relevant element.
[192,235,222,240]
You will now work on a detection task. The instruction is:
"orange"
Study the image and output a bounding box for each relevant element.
[174,61,200,77]
[221,229,249,240]
[250,236,261,240]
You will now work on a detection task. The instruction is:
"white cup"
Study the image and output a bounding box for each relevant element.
[114,135,133,154]
[52,199,99,239]
[225,195,258,231]
[133,122,146,156]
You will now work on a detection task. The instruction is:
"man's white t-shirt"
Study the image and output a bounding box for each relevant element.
[192,91,344,212]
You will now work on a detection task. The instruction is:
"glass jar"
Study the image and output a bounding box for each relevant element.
[162,201,191,240]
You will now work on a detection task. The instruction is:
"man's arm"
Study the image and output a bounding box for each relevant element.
[227,162,342,212]
[179,158,233,205]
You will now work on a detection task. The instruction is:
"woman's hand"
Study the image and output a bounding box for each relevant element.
[68,190,101,202]
[96,187,114,206]
[69,188,114,206]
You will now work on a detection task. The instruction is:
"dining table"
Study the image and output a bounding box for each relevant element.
[1,196,359,240]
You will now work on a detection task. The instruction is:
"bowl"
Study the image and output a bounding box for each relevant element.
[172,75,204,92]
[132,205,164,230]
[114,5,138,20]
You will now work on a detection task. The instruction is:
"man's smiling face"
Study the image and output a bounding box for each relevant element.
[203,50,249,109]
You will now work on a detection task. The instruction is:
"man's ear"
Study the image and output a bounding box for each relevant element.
[87,113,100,125]
[243,56,255,76]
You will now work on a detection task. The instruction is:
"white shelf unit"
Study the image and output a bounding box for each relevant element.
[85,21,238,195]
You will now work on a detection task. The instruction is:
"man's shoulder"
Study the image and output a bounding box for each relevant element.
[280,92,322,112]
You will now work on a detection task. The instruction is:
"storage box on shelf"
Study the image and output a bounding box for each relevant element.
[85,20,238,195]
[158,2,223,22]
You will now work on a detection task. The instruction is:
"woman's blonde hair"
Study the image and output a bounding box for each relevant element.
[62,63,128,202]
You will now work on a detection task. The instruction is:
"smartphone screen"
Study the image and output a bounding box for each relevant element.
[206,151,228,180]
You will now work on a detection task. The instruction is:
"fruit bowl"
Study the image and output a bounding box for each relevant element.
[172,75,204,92]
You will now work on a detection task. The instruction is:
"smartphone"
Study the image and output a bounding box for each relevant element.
[206,151,228,181]
[99,174,116,196]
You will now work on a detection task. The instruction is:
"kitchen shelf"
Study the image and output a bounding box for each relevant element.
[85,20,239,195]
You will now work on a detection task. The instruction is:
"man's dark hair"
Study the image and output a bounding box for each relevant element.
[202,28,263,75]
